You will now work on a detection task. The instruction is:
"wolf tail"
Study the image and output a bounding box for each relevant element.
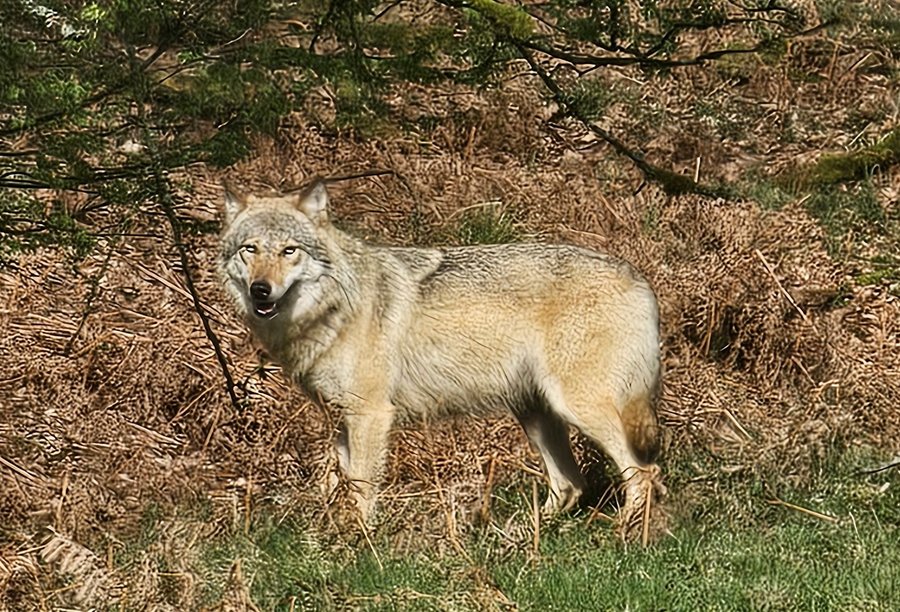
[620,392,661,464]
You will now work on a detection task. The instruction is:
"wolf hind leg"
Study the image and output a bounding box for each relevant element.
[517,407,586,516]
[547,385,665,541]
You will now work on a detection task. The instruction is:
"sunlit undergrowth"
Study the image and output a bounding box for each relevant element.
[35,447,897,611]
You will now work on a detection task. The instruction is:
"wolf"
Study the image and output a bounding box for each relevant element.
[218,180,664,538]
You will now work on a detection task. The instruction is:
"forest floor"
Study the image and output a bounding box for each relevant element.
[2,7,899,611]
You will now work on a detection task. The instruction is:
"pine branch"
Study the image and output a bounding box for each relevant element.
[0,43,171,138]
[521,19,834,69]
[520,39,761,69]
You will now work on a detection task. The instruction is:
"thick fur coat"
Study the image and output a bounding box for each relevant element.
[219,182,664,535]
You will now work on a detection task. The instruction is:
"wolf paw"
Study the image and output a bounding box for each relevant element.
[616,464,667,545]
[541,483,583,517]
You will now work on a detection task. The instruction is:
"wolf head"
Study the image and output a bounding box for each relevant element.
[218,181,336,323]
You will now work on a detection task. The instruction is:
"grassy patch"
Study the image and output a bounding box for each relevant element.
[856,256,900,294]
[453,203,522,245]
[793,128,900,188]
[741,177,796,210]
[198,519,335,609]
[806,182,887,255]
[490,520,899,610]
[84,447,900,610]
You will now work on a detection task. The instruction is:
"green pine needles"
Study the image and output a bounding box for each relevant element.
[0,0,854,257]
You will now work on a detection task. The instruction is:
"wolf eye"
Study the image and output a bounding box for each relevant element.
[241,244,256,253]
[283,246,299,256]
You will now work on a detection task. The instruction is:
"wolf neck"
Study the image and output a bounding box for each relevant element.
[249,228,368,380]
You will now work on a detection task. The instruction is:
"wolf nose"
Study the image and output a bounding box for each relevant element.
[250,281,272,300]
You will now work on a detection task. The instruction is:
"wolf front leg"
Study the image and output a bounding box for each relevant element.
[336,406,396,523]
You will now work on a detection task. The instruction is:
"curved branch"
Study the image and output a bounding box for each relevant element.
[515,42,725,197]
[154,170,242,413]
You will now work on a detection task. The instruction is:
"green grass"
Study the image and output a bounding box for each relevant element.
[807,182,888,256]
[56,448,899,610]
[743,173,896,261]
[741,177,795,210]
[492,519,899,610]
[209,498,899,610]
[107,448,898,611]
[856,255,900,294]
[454,204,522,245]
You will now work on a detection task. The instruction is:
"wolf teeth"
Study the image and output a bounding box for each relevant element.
[253,302,277,317]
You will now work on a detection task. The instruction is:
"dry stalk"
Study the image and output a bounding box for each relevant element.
[753,248,810,324]
[243,471,253,536]
[155,172,241,412]
[227,559,262,612]
[0,454,42,485]
[430,463,468,557]
[722,407,753,440]
[479,456,496,524]
[531,480,540,560]
[54,469,69,532]
[585,506,616,526]
[322,168,396,185]
[767,497,839,523]
[355,515,384,571]
[642,477,653,548]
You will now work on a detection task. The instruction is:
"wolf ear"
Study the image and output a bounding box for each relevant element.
[297,180,329,224]
[222,181,248,226]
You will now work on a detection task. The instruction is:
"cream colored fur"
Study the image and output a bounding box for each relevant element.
[219,181,663,531]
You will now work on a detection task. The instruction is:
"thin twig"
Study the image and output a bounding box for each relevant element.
[0,454,42,484]
[431,462,469,558]
[642,478,652,547]
[479,456,496,523]
[323,168,396,184]
[531,479,541,559]
[309,0,337,53]
[753,249,810,324]
[514,43,726,198]
[155,170,241,412]
[767,497,839,523]
[356,515,384,571]
[244,471,253,535]
[856,457,900,475]
[64,238,118,355]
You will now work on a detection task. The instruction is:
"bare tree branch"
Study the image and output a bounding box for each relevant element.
[514,42,725,197]
[154,169,242,413]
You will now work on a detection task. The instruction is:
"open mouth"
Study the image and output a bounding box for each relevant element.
[252,301,278,319]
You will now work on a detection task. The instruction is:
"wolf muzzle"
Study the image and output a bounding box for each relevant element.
[249,280,278,318]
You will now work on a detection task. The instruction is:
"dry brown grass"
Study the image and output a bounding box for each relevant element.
[2,23,899,609]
